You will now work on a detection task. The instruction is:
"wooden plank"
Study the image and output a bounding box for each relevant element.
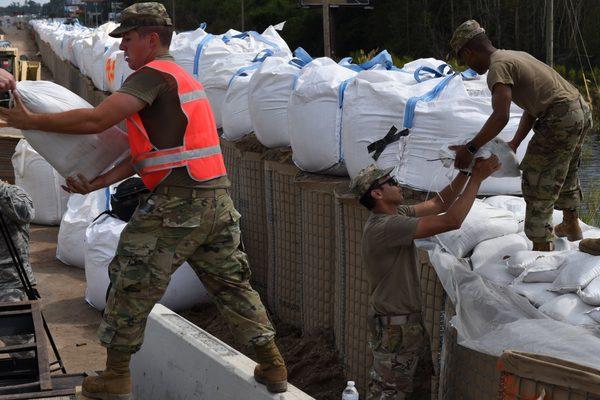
[0,343,36,354]
[29,302,51,391]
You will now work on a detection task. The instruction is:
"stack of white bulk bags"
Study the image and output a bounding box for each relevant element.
[57,188,109,268]
[248,48,313,148]
[288,51,400,175]
[90,22,120,91]
[61,24,91,65]
[11,140,69,226]
[222,51,286,141]
[16,80,129,181]
[196,26,291,128]
[103,40,134,93]
[84,214,211,312]
[342,70,532,195]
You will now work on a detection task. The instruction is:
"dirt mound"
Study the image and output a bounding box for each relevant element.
[181,303,346,400]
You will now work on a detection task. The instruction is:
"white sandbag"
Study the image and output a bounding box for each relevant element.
[551,251,600,293]
[221,70,258,141]
[438,138,520,178]
[11,140,69,225]
[342,73,531,194]
[509,280,559,307]
[90,22,120,91]
[538,294,597,326]
[103,41,134,93]
[578,276,600,306]
[505,250,567,277]
[434,200,519,258]
[72,34,93,77]
[518,253,568,283]
[474,263,515,286]
[84,214,211,312]
[470,233,528,270]
[57,189,109,268]
[16,80,129,181]
[169,24,209,76]
[248,56,305,148]
[288,57,357,175]
[587,308,600,323]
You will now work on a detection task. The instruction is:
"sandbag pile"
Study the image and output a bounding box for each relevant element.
[441,195,600,327]
[84,214,211,312]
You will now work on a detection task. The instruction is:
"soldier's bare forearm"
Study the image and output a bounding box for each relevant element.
[95,157,135,188]
[511,111,535,148]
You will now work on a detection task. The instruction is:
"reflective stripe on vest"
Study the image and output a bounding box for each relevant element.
[180,90,207,104]
[133,144,222,174]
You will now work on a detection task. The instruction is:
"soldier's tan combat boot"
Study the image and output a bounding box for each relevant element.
[254,339,288,393]
[554,210,583,241]
[82,349,132,400]
[580,238,600,256]
[532,241,555,252]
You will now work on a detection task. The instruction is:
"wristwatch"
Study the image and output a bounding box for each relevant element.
[466,141,478,155]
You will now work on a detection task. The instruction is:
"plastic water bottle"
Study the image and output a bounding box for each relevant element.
[342,380,359,400]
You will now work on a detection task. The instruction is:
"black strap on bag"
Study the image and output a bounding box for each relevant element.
[367,125,410,161]
[110,178,150,222]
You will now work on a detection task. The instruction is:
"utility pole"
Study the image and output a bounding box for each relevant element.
[323,2,331,57]
[241,0,245,31]
[545,0,553,66]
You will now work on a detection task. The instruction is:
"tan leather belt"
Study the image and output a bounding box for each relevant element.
[154,186,228,199]
[377,313,422,326]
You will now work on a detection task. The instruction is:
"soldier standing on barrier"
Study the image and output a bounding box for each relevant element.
[350,157,499,400]
[449,20,594,253]
[0,3,287,398]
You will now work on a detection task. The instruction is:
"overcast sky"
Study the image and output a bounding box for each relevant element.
[0,0,50,6]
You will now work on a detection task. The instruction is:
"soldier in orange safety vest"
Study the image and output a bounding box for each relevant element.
[0,3,287,399]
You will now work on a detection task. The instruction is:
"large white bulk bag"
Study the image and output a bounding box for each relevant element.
[103,41,134,93]
[221,73,255,141]
[196,26,291,128]
[84,214,211,312]
[57,189,110,268]
[248,55,308,148]
[16,80,129,181]
[288,57,357,175]
[434,200,519,258]
[72,34,94,76]
[11,140,69,226]
[342,72,531,195]
[90,22,120,91]
[170,24,209,76]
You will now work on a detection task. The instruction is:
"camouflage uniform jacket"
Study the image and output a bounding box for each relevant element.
[0,181,35,293]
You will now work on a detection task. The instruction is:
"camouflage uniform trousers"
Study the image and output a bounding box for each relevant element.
[97,189,275,354]
[367,314,433,400]
[521,96,593,242]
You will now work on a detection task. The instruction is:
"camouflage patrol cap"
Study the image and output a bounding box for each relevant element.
[109,2,173,38]
[450,20,486,53]
[350,164,395,198]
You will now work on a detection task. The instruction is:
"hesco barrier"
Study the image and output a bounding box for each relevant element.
[264,155,303,326]
[234,135,270,297]
[0,134,21,184]
[333,187,372,395]
[297,173,349,333]
[440,301,500,399]
[219,137,241,207]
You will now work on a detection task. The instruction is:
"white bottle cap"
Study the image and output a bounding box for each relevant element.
[347,381,355,387]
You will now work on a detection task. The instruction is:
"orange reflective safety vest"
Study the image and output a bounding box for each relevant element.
[126,60,226,190]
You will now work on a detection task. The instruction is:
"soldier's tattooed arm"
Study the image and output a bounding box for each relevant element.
[0,181,34,224]
[508,111,535,151]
